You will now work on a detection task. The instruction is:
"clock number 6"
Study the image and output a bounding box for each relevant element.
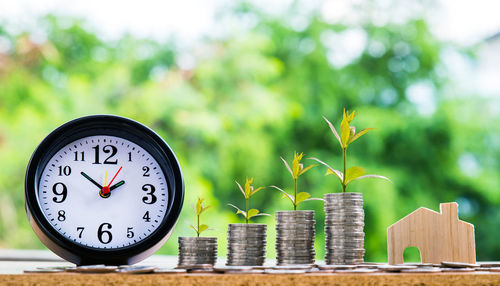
[142,184,157,204]
[97,223,113,244]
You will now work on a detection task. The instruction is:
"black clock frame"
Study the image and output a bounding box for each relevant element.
[25,115,184,265]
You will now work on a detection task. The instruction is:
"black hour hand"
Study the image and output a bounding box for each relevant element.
[81,172,103,190]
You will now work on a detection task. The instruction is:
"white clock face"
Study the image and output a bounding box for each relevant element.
[37,135,169,249]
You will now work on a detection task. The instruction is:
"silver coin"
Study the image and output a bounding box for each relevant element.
[75,265,118,273]
[188,269,215,273]
[24,269,65,273]
[179,253,217,257]
[440,267,476,272]
[479,261,500,268]
[176,264,214,270]
[179,237,217,241]
[378,265,418,272]
[118,266,157,274]
[440,261,480,268]
[318,264,357,270]
[273,264,315,270]
[400,267,442,273]
[480,267,500,272]
[154,268,187,274]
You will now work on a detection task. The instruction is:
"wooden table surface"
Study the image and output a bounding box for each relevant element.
[2,250,500,285]
[3,272,500,286]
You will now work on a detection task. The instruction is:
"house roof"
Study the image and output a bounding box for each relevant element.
[388,204,474,230]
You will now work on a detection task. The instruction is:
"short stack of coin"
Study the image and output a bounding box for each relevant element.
[178,237,217,267]
[324,192,365,265]
[275,210,315,265]
[227,224,267,266]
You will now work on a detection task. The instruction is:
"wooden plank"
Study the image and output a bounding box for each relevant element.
[387,202,476,264]
[2,273,500,286]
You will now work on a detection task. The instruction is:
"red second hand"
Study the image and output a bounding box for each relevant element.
[102,166,122,195]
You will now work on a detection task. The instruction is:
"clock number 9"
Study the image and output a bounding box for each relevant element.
[142,184,157,204]
[97,223,113,244]
[52,183,67,203]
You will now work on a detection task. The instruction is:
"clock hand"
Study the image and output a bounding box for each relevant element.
[101,166,123,196]
[81,172,103,189]
[109,180,125,191]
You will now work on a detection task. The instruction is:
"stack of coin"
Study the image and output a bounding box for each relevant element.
[324,192,365,265]
[178,237,217,267]
[227,224,267,266]
[275,210,315,265]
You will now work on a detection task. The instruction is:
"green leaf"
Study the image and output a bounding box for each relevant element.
[252,213,272,217]
[196,198,203,215]
[322,115,342,148]
[247,209,259,219]
[200,205,210,214]
[235,181,246,198]
[348,128,375,144]
[299,164,317,176]
[251,186,264,196]
[325,168,343,183]
[280,156,293,178]
[304,198,324,202]
[244,177,253,198]
[295,192,310,205]
[346,110,356,122]
[228,203,247,218]
[351,174,392,183]
[189,224,198,233]
[340,115,350,148]
[309,157,343,181]
[198,224,209,234]
[292,152,304,179]
[345,166,366,185]
[269,185,295,204]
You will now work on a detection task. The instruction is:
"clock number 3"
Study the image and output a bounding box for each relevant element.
[142,184,157,204]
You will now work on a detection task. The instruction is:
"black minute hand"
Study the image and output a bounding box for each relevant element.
[81,172,103,189]
[110,180,125,191]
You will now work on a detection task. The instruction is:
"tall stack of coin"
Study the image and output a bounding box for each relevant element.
[275,210,315,265]
[324,192,365,265]
[178,237,217,267]
[227,224,266,266]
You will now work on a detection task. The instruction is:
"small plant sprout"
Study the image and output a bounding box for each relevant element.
[311,109,390,193]
[190,197,211,237]
[228,177,270,223]
[271,152,322,210]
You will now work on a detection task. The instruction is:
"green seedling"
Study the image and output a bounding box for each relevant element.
[270,151,322,210]
[228,177,270,223]
[190,197,211,237]
[311,109,390,192]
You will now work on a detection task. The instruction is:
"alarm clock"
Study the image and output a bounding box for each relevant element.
[25,115,184,265]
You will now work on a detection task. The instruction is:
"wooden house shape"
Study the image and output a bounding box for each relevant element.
[387,202,476,264]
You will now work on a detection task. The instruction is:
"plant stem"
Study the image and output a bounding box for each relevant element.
[245,197,249,224]
[293,178,297,211]
[342,147,346,193]
[197,213,200,237]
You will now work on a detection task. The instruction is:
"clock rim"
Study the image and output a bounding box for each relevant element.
[25,115,184,265]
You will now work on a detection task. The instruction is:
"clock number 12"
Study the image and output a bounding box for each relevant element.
[92,145,118,165]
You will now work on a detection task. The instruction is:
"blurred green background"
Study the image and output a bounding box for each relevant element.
[0,1,499,263]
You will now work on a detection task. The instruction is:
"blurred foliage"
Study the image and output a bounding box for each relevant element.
[0,2,499,263]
